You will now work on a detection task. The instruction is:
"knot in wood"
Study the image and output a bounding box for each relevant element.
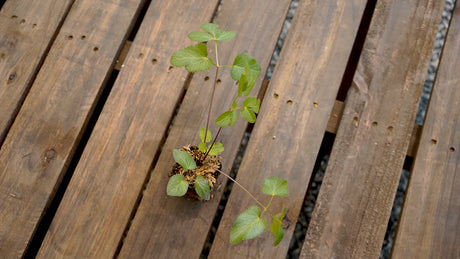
[44,148,56,163]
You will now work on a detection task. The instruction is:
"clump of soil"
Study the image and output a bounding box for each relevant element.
[169,145,221,200]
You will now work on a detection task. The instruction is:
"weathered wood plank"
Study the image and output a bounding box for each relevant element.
[392,3,460,258]
[301,0,444,258]
[208,1,368,258]
[0,0,74,143]
[0,0,145,257]
[118,0,292,258]
[37,1,220,257]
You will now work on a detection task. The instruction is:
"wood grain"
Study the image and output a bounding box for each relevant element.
[208,1,367,258]
[0,0,144,257]
[301,0,444,258]
[37,1,221,257]
[392,3,460,258]
[117,0,292,258]
[0,0,74,143]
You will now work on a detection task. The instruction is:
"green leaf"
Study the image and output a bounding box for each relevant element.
[215,110,238,127]
[262,176,288,197]
[237,74,248,97]
[230,206,267,244]
[198,142,207,153]
[208,142,224,155]
[269,208,287,246]
[201,23,219,35]
[231,53,261,87]
[200,23,236,42]
[243,97,260,113]
[167,174,189,197]
[194,175,210,200]
[199,127,212,143]
[170,43,214,72]
[173,149,197,171]
[188,31,214,42]
[215,30,236,41]
[240,107,256,123]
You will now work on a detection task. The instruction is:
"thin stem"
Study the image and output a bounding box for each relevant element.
[203,65,219,151]
[214,40,219,66]
[211,166,267,210]
[265,195,274,211]
[203,127,222,159]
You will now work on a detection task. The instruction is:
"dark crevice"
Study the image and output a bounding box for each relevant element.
[127,0,151,41]
[335,0,377,102]
[24,69,120,258]
[0,0,77,147]
[286,132,335,258]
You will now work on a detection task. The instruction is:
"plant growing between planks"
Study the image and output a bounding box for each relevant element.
[166,23,288,246]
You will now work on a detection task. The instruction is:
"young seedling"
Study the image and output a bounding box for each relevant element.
[166,23,288,246]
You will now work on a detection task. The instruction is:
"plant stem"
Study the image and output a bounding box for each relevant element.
[203,127,222,159]
[265,195,274,211]
[211,166,267,211]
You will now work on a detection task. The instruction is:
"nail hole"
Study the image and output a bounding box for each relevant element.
[372,122,378,127]
[353,117,359,126]
[286,100,293,105]
[217,79,222,84]
[204,76,210,81]
[138,53,144,58]
[274,93,279,99]
[387,126,393,131]
[93,47,99,52]
[11,15,18,20]
[431,139,437,145]
[168,66,174,71]
[67,35,73,40]
[313,102,318,107]
[152,59,158,64]
[450,147,455,152]
[20,19,26,25]
[32,24,37,29]
[81,35,86,40]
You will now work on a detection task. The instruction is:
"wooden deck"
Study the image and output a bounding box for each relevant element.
[0,0,458,258]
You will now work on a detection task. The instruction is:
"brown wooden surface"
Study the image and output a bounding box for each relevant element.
[118,0,292,258]
[208,1,368,258]
[37,1,221,257]
[0,0,74,142]
[301,0,445,258]
[0,0,144,256]
[392,3,460,258]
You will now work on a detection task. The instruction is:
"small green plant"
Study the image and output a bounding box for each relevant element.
[166,23,288,246]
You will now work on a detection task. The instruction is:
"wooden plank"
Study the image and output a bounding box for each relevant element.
[208,1,368,258]
[0,0,74,143]
[392,3,460,258]
[0,0,145,257]
[118,0,292,258]
[37,1,220,257]
[301,0,445,258]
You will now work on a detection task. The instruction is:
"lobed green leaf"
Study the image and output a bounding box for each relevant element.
[231,53,261,96]
[230,206,267,244]
[243,97,260,114]
[199,127,212,143]
[240,108,256,123]
[208,142,224,155]
[199,23,236,42]
[262,176,288,197]
[269,208,287,246]
[215,110,238,127]
[173,149,197,171]
[167,174,189,197]
[194,175,211,200]
[170,43,213,72]
[188,31,214,42]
